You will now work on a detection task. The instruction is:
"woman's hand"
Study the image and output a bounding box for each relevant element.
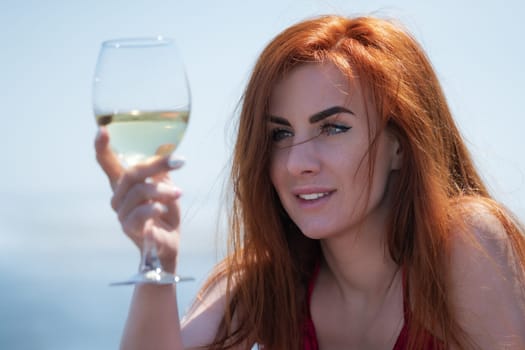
[95,127,185,273]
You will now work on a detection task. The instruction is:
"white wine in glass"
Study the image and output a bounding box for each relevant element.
[96,109,190,166]
[93,36,193,285]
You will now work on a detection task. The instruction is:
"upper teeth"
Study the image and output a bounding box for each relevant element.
[299,192,328,200]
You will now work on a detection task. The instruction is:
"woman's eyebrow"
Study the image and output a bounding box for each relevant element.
[268,106,353,126]
[268,116,291,126]
[309,106,354,123]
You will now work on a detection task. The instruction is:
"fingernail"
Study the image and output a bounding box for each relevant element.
[154,202,169,214]
[157,183,182,196]
[167,154,186,169]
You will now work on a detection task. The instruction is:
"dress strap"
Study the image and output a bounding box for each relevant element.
[303,262,321,350]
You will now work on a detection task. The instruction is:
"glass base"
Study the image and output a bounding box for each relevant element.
[110,268,194,286]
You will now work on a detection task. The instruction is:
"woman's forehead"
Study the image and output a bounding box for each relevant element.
[268,62,367,118]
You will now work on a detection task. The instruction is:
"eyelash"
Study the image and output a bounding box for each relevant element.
[271,122,351,143]
[320,122,351,136]
[271,128,293,142]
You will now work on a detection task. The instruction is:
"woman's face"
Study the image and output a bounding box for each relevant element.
[268,63,401,239]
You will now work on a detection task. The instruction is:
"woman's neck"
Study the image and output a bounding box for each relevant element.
[321,171,402,298]
[320,214,399,303]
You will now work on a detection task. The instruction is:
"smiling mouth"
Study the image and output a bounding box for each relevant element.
[297,192,332,200]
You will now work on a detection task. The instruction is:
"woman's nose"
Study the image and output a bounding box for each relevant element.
[284,138,321,177]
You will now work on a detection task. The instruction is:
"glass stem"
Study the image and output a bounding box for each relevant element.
[139,235,162,273]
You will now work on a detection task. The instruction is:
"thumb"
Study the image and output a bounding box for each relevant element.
[95,127,123,189]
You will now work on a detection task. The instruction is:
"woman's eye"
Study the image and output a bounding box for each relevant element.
[271,128,293,142]
[320,123,351,136]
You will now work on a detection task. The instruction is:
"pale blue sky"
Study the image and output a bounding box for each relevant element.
[1,0,524,251]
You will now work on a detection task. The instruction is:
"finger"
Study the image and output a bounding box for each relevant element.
[95,127,123,189]
[150,169,173,184]
[161,196,181,228]
[121,202,169,240]
[150,224,180,272]
[116,182,182,220]
[112,154,185,210]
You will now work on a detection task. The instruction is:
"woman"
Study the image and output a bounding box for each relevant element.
[96,15,525,349]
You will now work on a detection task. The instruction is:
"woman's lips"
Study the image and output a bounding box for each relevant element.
[293,188,336,205]
[297,192,332,200]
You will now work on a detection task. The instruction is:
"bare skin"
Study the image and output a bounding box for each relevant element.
[268,63,405,349]
[96,63,525,350]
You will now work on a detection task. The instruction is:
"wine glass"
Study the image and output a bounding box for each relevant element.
[92,36,194,285]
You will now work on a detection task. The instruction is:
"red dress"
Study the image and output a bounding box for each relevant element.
[303,265,442,349]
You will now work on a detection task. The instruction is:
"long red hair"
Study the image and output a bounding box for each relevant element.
[198,15,525,349]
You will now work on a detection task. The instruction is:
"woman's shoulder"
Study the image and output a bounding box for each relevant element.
[447,196,525,348]
[180,265,252,349]
[449,196,510,239]
[447,196,523,260]
[180,273,229,348]
[448,196,522,292]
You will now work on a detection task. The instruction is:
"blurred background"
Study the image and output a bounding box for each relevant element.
[1,0,523,348]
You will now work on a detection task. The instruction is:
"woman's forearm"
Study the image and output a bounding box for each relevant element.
[120,284,184,350]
